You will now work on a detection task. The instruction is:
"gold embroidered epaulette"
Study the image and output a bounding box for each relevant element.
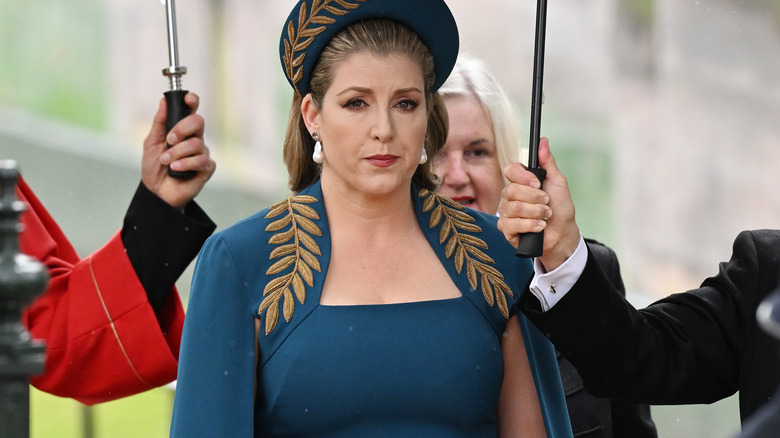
[418,189,514,318]
[260,194,323,335]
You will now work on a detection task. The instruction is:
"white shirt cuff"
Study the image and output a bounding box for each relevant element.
[528,234,587,311]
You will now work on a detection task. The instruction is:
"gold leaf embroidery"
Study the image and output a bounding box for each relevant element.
[292,53,306,69]
[495,284,510,315]
[419,189,514,319]
[324,5,348,15]
[267,200,289,218]
[429,205,444,227]
[283,289,295,321]
[299,248,321,271]
[281,0,368,95]
[265,276,289,295]
[298,232,321,256]
[267,215,292,232]
[297,261,314,285]
[454,246,466,273]
[311,16,336,25]
[298,1,308,30]
[444,236,458,259]
[270,243,296,259]
[291,202,318,217]
[460,233,490,249]
[481,275,494,306]
[268,229,294,245]
[437,195,469,211]
[261,194,323,334]
[334,0,360,9]
[464,245,493,264]
[268,255,296,274]
[292,274,306,303]
[296,215,321,236]
[439,221,452,244]
[300,27,327,38]
[422,193,436,212]
[265,304,279,335]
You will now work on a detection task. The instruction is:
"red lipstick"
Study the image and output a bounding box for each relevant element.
[450,196,476,207]
[366,154,399,167]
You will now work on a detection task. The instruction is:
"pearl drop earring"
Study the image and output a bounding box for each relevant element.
[312,131,324,164]
[419,148,428,165]
[419,134,428,165]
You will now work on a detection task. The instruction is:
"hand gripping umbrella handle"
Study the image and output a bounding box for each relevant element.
[164,89,195,179]
[515,167,546,257]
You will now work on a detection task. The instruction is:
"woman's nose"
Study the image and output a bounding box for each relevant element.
[371,108,394,143]
[440,154,469,187]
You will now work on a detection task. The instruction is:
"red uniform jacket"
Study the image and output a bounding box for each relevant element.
[16,176,214,405]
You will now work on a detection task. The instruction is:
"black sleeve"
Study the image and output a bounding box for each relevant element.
[585,238,626,296]
[120,182,216,316]
[560,239,658,437]
[521,231,772,406]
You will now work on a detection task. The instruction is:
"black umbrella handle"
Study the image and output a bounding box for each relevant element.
[515,167,547,258]
[164,89,196,179]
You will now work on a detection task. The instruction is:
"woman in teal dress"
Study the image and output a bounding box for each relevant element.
[170,1,571,436]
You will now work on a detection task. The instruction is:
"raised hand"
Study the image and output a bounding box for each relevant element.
[141,93,215,212]
[498,137,580,271]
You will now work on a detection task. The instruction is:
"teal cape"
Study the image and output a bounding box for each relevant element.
[171,181,572,437]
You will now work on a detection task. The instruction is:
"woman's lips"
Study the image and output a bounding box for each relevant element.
[450,196,476,207]
[366,155,399,167]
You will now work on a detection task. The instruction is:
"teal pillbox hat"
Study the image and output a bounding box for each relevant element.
[280,0,459,96]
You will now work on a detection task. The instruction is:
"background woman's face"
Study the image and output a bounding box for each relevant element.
[435,96,504,214]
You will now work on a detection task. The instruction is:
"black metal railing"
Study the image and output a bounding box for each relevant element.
[0,160,48,438]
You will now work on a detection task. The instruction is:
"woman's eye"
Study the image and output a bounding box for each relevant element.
[397,99,419,110]
[344,98,366,109]
[468,149,487,158]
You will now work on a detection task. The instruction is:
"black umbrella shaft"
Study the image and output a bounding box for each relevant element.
[528,0,548,169]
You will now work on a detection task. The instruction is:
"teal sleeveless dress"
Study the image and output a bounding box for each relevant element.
[170,181,572,437]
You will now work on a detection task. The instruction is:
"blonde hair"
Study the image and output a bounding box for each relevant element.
[283,19,449,192]
[437,55,523,183]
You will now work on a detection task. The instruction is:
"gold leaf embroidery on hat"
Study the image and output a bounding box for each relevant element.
[261,194,323,335]
[419,189,514,318]
[282,0,368,95]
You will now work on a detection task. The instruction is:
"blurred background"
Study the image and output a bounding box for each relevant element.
[4,0,780,436]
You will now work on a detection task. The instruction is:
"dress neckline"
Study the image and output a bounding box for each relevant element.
[317,295,464,308]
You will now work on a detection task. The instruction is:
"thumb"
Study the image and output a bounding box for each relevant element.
[537,137,560,176]
[536,137,571,197]
[144,98,169,147]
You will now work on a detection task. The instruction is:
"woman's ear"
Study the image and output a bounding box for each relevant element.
[301,94,320,132]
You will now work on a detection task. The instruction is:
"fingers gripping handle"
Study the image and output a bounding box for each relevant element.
[164,89,196,179]
[515,167,547,258]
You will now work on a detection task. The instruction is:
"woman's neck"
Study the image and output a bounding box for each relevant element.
[319,175,418,240]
